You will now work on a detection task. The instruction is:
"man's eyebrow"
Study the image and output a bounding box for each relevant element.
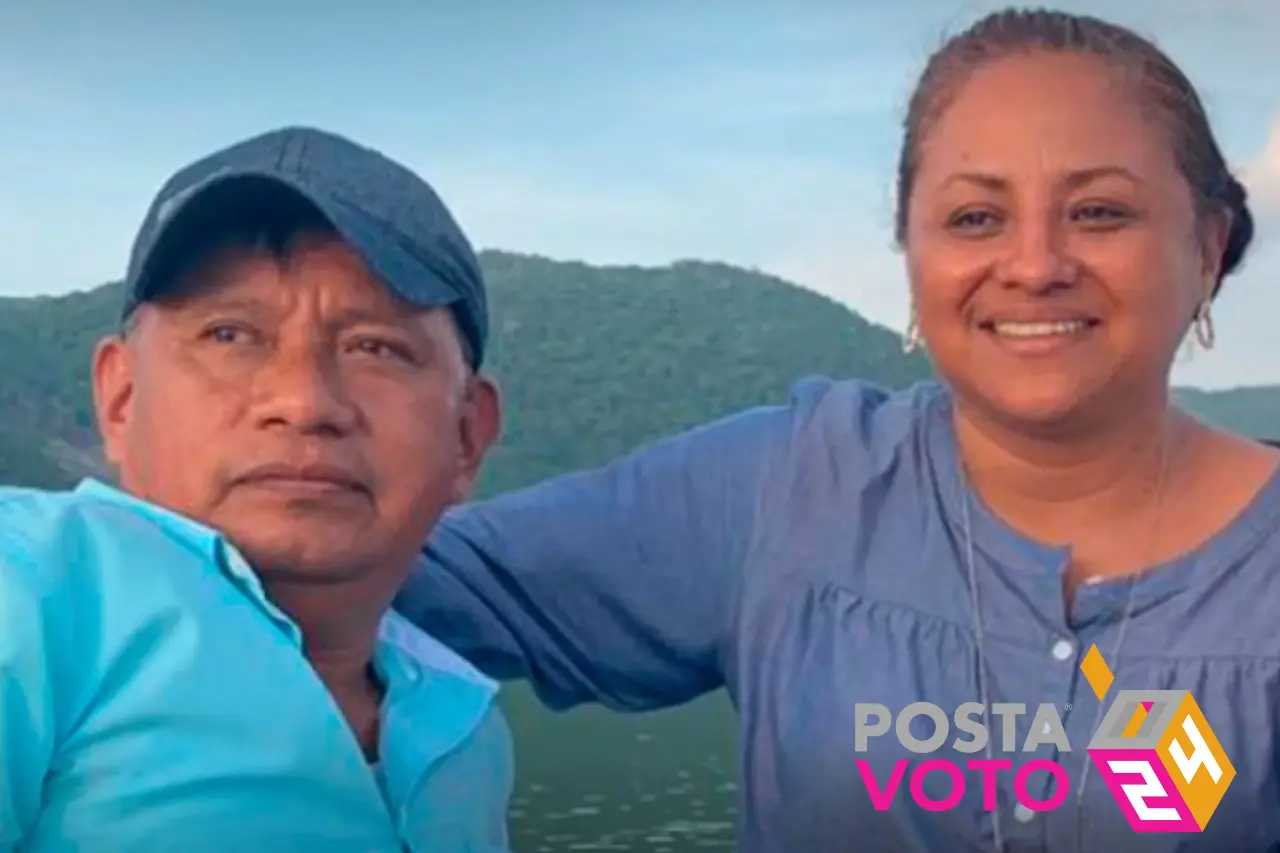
[159,292,440,339]
[159,293,270,317]
[325,304,424,328]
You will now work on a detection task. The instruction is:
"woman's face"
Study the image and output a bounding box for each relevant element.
[904,50,1228,432]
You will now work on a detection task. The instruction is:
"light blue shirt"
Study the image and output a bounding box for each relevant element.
[0,479,512,852]
[403,378,1280,852]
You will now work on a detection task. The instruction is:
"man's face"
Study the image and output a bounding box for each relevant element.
[93,231,499,592]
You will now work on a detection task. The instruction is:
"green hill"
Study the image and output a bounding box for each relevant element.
[1174,386,1280,439]
[0,251,938,492]
[3,251,1280,851]
[2,252,1277,495]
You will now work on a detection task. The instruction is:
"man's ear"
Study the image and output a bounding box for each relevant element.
[450,373,502,503]
[92,333,136,470]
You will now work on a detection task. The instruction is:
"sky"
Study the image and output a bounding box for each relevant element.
[1,0,1277,388]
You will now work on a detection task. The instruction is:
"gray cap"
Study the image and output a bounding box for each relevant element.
[122,126,488,367]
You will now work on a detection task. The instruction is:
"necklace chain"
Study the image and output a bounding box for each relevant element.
[961,425,1173,853]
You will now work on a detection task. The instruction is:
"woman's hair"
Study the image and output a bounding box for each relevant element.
[894,7,1254,297]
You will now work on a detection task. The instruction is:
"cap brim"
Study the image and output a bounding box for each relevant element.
[129,171,465,316]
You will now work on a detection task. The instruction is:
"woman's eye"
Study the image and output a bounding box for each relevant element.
[948,208,1002,233]
[1073,204,1132,225]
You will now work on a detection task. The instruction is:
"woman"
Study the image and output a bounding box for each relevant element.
[398,8,1277,852]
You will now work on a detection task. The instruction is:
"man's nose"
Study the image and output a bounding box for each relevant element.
[250,344,359,436]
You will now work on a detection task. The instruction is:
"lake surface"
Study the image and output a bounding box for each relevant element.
[499,685,739,851]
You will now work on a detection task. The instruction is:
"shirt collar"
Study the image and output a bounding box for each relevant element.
[374,609,496,695]
[73,478,495,699]
[373,610,499,812]
[74,477,302,642]
[76,478,498,813]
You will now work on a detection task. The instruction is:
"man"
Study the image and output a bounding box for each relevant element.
[0,127,508,851]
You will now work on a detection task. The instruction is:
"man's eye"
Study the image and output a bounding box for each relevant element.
[201,324,250,344]
[348,338,413,362]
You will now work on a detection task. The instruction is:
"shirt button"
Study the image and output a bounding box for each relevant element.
[1051,639,1074,661]
[1014,803,1036,823]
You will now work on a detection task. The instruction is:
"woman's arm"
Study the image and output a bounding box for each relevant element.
[396,399,798,711]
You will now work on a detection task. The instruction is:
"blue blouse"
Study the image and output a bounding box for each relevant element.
[400,378,1280,852]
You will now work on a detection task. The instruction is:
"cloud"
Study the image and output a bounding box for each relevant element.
[1174,118,1280,390]
[679,152,908,327]
[640,59,912,123]
[0,54,79,113]
[393,138,913,331]
[1242,118,1280,216]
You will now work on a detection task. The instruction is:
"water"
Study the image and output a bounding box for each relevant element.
[500,684,739,851]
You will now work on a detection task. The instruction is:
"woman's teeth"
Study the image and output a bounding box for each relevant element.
[991,320,1088,337]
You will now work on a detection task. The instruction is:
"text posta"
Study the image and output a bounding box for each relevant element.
[853,702,1072,812]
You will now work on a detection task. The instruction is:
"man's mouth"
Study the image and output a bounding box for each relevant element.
[234,462,369,497]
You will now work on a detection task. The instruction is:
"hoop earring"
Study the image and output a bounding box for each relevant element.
[902,312,921,354]
[1193,300,1215,350]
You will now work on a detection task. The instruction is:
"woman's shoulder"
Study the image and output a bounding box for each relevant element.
[669,376,946,481]
[773,376,948,468]
[786,375,945,434]
[595,377,949,515]
[675,376,950,520]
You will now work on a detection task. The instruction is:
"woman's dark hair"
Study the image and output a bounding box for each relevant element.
[894,7,1254,297]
